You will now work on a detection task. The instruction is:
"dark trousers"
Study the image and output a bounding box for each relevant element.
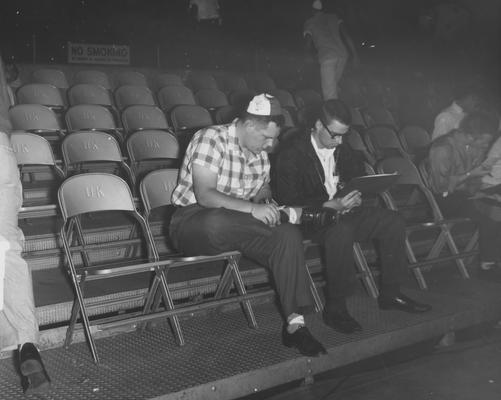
[435,193,501,262]
[169,205,314,318]
[307,207,406,306]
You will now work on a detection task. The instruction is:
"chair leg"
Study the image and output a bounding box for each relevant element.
[305,266,323,313]
[405,237,428,290]
[157,269,185,346]
[215,264,234,299]
[443,227,470,279]
[227,257,258,329]
[353,242,379,298]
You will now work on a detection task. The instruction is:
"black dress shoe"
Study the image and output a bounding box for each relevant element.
[323,309,363,334]
[19,343,51,394]
[378,293,432,314]
[282,326,327,357]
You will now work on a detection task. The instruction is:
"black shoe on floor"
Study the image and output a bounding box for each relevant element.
[19,343,51,394]
[323,309,363,334]
[282,326,327,357]
[378,293,432,314]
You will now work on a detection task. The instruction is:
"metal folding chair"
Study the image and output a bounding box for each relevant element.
[213,104,241,124]
[61,131,134,188]
[16,83,66,112]
[65,104,123,142]
[364,125,410,162]
[121,105,170,136]
[195,88,229,111]
[215,73,248,94]
[376,156,476,289]
[32,68,69,89]
[74,70,112,90]
[345,127,376,166]
[399,125,431,162]
[58,173,177,364]
[11,132,64,218]
[228,88,256,109]
[270,89,297,110]
[157,85,196,112]
[9,104,65,142]
[68,84,114,108]
[139,169,258,340]
[114,85,156,110]
[114,70,148,87]
[361,105,399,129]
[169,104,213,133]
[126,130,179,182]
[293,89,322,109]
[245,73,277,93]
[186,71,218,91]
[154,73,183,90]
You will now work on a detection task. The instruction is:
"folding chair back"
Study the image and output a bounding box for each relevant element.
[127,130,179,179]
[154,73,183,90]
[115,70,148,87]
[361,105,398,129]
[216,73,248,94]
[213,104,240,124]
[399,125,431,157]
[195,88,229,110]
[9,104,62,133]
[186,71,218,91]
[364,125,408,161]
[16,84,65,109]
[293,89,322,109]
[11,132,60,167]
[68,84,114,108]
[345,128,376,166]
[32,68,69,88]
[271,89,296,109]
[114,85,156,110]
[246,73,277,93]
[65,104,116,132]
[140,168,179,216]
[121,105,170,134]
[376,156,473,288]
[74,70,112,90]
[228,88,256,108]
[282,107,295,129]
[157,85,196,112]
[350,107,367,129]
[170,104,213,132]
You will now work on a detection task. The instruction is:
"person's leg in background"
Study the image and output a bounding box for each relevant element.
[320,58,338,100]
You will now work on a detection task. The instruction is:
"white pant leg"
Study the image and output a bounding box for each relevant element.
[0,240,38,351]
[320,58,338,100]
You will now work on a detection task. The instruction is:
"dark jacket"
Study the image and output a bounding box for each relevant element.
[272,132,365,208]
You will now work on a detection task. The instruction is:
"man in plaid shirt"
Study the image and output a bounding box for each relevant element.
[170,94,326,357]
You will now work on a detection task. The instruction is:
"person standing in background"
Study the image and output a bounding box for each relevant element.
[304,0,359,100]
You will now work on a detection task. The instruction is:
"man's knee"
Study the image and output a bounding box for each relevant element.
[324,222,355,243]
[272,223,304,246]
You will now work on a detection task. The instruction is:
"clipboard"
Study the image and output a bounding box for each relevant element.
[337,173,399,197]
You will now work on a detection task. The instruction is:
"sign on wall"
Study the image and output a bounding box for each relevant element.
[68,42,130,65]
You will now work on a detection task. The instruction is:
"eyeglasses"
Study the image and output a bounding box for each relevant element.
[320,118,347,139]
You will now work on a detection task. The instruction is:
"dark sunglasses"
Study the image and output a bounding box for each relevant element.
[320,118,347,139]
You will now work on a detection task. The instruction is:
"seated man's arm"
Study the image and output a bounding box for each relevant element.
[192,164,280,226]
[252,182,273,204]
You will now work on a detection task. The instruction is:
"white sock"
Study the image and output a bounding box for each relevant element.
[287,313,305,333]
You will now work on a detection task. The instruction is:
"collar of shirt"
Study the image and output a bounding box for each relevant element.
[311,135,338,199]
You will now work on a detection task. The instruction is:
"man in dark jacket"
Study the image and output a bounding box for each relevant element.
[272,99,431,334]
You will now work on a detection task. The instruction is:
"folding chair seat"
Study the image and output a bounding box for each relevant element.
[361,105,399,129]
[10,132,64,217]
[228,88,256,109]
[114,70,148,87]
[194,88,229,111]
[58,173,178,363]
[398,125,431,162]
[154,73,183,90]
[157,85,196,112]
[114,85,156,111]
[293,89,322,109]
[246,73,277,93]
[121,105,170,136]
[74,70,112,90]
[364,125,410,162]
[345,127,376,166]
[9,104,64,143]
[139,169,259,339]
[16,83,65,112]
[376,156,476,289]
[61,131,134,188]
[213,104,241,124]
[32,68,69,89]
[65,104,123,142]
[127,130,179,182]
[215,73,248,94]
[186,71,218,91]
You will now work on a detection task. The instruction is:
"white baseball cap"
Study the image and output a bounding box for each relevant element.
[246,93,282,117]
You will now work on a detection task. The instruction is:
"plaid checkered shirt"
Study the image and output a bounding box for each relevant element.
[172,123,270,206]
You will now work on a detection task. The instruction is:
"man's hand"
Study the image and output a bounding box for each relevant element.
[251,203,281,226]
[252,184,273,204]
[323,190,362,213]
